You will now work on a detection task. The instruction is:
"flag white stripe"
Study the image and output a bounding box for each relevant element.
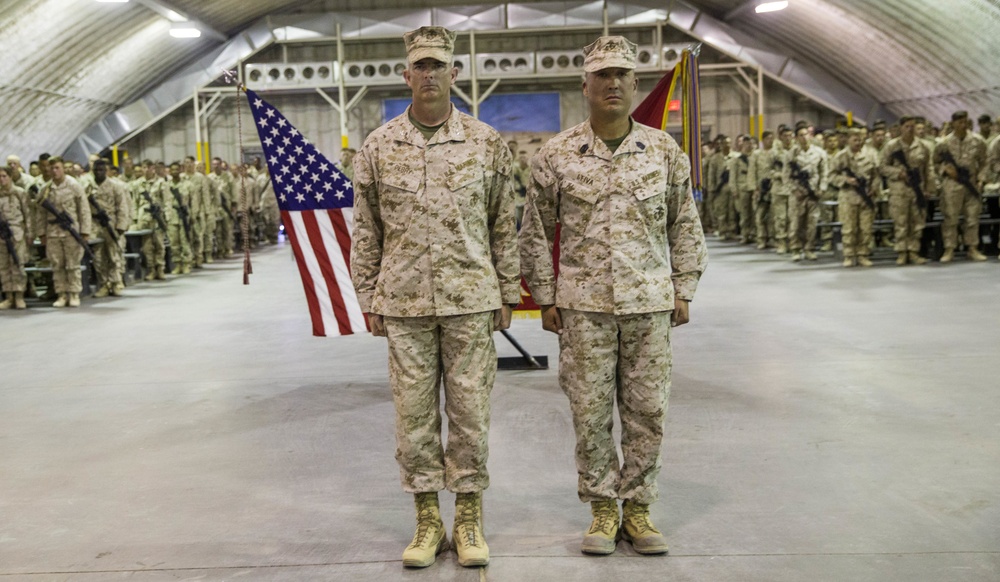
[288,211,340,336]
[316,210,367,332]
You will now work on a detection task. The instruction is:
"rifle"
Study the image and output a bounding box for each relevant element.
[0,205,19,268]
[39,197,95,261]
[221,200,235,222]
[87,192,121,244]
[715,168,730,195]
[759,178,772,206]
[140,191,169,232]
[788,160,820,202]
[937,149,981,198]
[889,150,928,209]
[841,166,876,210]
[169,186,192,239]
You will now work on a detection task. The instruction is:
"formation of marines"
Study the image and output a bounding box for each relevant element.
[0,153,280,309]
[700,111,1000,266]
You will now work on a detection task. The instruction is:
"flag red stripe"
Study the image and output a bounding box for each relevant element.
[301,211,352,336]
[281,210,326,337]
[327,209,353,277]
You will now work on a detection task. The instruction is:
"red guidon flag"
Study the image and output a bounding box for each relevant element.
[245,88,369,337]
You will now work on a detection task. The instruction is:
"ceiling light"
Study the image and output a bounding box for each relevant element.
[166,9,186,22]
[755,1,789,13]
[170,24,202,38]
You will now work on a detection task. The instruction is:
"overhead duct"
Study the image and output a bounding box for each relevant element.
[245,62,337,89]
[475,52,535,77]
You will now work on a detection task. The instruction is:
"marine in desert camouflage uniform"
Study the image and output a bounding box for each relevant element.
[0,166,30,309]
[785,124,829,261]
[934,111,988,262]
[35,157,92,307]
[87,160,132,295]
[830,129,878,267]
[350,26,519,570]
[879,116,931,265]
[519,36,707,557]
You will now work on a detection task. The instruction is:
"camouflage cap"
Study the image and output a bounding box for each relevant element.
[582,36,637,73]
[403,26,456,64]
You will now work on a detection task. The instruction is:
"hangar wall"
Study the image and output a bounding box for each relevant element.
[122,74,835,166]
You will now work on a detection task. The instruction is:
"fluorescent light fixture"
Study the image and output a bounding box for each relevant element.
[170,23,202,38]
[166,9,185,22]
[756,1,789,13]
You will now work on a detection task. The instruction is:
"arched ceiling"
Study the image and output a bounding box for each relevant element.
[2,0,998,163]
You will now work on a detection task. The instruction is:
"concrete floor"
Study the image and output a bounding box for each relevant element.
[1,240,998,581]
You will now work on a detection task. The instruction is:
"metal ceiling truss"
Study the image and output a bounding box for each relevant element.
[65,1,893,162]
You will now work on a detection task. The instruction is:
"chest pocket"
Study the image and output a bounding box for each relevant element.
[560,166,602,206]
[633,178,668,225]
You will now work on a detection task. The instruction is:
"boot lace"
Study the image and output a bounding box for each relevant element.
[626,507,660,535]
[455,502,482,548]
[409,508,436,547]
[588,503,617,535]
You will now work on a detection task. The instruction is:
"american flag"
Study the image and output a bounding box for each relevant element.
[245,88,369,337]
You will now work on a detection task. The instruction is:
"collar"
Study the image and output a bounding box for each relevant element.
[395,104,467,146]
[579,117,648,160]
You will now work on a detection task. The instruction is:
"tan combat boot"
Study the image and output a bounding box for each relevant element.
[776,242,787,255]
[804,250,818,261]
[0,293,12,310]
[896,252,908,266]
[581,498,620,555]
[112,283,125,296]
[968,248,987,261]
[155,267,167,280]
[14,292,26,309]
[621,500,669,555]
[181,262,192,274]
[842,257,854,268]
[53,294,68,307]
[144,270,156,281]
[93,285,110,298]
[908,252,927,265]
[68,293,80,307]
[402,492,448,568]
[857,256,874,268]
[453,492,489,567]
[940,249,954,263]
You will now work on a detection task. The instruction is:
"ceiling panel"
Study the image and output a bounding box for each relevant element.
[3,0,1000,162]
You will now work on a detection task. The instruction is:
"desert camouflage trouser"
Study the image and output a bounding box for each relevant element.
[940,181,983,251]
[142,230,166,272]
[736,189,755,240]
[754,195,770,245]
[385,311,496,494]
[839,193,875,258]
[788,195,819,252]
[190,218,205,266]
[559,309,672,504]
[47,236,85,294]
[0,237,27,292]
[712,186,735,238]
[888,184,924,253]
[92,236,125,287]
[771,194,790,245]
[167,221,191,268]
